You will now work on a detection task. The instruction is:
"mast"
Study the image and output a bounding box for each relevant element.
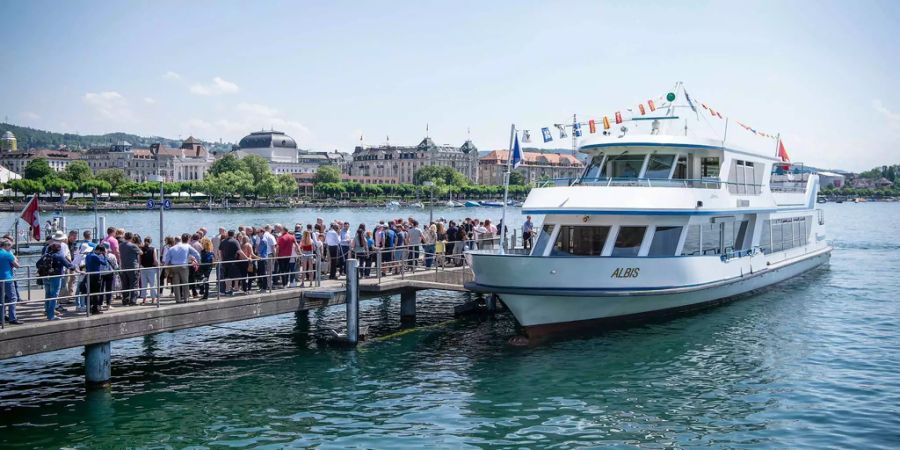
[572,114,577,152]
[499,124,516,254]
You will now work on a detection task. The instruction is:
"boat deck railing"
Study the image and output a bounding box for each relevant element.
[539,177,764,193]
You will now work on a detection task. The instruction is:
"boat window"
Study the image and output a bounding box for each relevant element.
[734,220,749,250]
[648,226,683,256]
[550,226,610,256]
[673,156,688,179]
[582,155,605,181]
[644,154,676,179]
[611,226,647,257]
[760,220,772,253]
[607,155,646,179]
[701,223,721,255]
[531,224,555,256]
[680,225,701,255]
[701,157,720,178]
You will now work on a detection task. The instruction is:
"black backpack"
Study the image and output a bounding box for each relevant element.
[36,252,54,277]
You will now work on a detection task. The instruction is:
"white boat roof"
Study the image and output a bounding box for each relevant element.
[578,134,782,163]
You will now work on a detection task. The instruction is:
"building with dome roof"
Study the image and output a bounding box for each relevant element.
[349,136,479,184]
[1,131,17,152]
[234,130,334,175]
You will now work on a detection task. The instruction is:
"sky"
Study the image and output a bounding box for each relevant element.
[1,0,898,171]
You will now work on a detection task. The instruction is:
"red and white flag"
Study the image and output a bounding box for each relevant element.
[777,140,790,162]
[20,195,41,241]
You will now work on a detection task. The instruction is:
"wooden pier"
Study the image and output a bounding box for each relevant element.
[0,262,475,385]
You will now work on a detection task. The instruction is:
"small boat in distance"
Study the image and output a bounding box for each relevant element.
[464,200,481,207]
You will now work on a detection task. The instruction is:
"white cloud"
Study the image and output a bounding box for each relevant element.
[235,102,279,117]
[144,97,156,104]
[83,91,134,121]
[189,76,240,96]
[873,99,900,126]
[21,111,40,120]
[162,71,181,81]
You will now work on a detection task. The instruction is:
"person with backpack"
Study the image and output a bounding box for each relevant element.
[38,241,78,320]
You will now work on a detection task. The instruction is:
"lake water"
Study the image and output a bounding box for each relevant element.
[1,203,899,449]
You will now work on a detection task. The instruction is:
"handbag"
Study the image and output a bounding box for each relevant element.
[247,261,256,273]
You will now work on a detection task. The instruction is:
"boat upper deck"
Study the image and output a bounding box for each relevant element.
[524,135,816,215]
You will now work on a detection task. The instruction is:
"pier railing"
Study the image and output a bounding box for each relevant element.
[0,236,511,329]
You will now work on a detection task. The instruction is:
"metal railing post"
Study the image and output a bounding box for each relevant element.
[376,249,382,284]
[26,267,31,303]
[1,280,5,329]
[315,249,321,287]
[215,262,221,301]
[86,272,91,317]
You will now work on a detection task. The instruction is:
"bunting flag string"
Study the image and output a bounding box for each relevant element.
[516,87,778,145]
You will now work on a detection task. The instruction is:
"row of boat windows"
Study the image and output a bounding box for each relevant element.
[535,224,683,257]
[680,221,750,256]
[759,217,811,253]
[534,217,812,258]
[581,154,721,181]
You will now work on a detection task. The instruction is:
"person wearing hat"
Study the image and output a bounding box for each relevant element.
[39,240,78,320]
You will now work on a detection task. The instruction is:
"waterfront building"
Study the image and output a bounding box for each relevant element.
[0,131,17,152]
[349,137,479,184]
[81,141,173,182]
[0,148,79,174]
[817,170,846,188]
[478,149,584,185]
[234,130,342,175]
[164,136,214,181]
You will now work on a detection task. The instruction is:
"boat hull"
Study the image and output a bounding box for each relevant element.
[468,248,830,337]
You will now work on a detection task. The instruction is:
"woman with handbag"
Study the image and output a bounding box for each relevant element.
[239,233,258,293]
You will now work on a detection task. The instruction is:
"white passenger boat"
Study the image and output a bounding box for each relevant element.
[465,95,831,340]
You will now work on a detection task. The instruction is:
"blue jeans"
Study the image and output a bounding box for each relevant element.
[2,280,17,322]
[43,276,62,320]
[423,244,435,268]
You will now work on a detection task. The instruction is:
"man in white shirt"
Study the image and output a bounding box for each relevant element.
[325,224,340,280]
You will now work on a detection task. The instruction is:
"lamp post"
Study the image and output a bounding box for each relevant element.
[91,187,98,241]
[151,143,163,249]
[423,181,435,224]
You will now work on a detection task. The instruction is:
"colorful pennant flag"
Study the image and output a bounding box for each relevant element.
[521,129,531,143]
[603,116,611,130]
[555,124,568,139]
[638,104,646,115]
[588,119,596,134]
[573,122,582,137]
[615,111,622,124]
[541,127,552,143]
[648,100,656,112]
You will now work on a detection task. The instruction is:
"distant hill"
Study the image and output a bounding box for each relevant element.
[0,122,233,152]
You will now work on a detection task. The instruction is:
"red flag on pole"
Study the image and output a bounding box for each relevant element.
[777,140,790,162]
[20,195,41,241]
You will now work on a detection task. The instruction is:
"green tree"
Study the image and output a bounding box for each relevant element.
[41,176,76,197]
[509,171,526,186]
[316,182,346,197]
[276,173,297,197]
[61,160,93,185]
[413,165,469,186]
[95,169,128,190]
[256,175,279,199]
[10,178,45,195]
[241,155,271,185]
[79,179,113,196]
[23,158,54,180]
[313,165,342,185]
[117,181,143,197]
[209,153,244,176]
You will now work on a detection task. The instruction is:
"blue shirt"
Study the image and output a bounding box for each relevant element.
[0,249,16,281]
[163,243,201,266]
[85,252,109,273]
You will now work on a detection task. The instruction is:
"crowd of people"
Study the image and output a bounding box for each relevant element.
[0,215,537,325]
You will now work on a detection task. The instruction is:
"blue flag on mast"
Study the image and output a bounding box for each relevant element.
[511,134,522,169]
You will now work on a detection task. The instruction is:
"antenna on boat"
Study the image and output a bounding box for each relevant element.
[572,114,577,152]
[722,117,729,147]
